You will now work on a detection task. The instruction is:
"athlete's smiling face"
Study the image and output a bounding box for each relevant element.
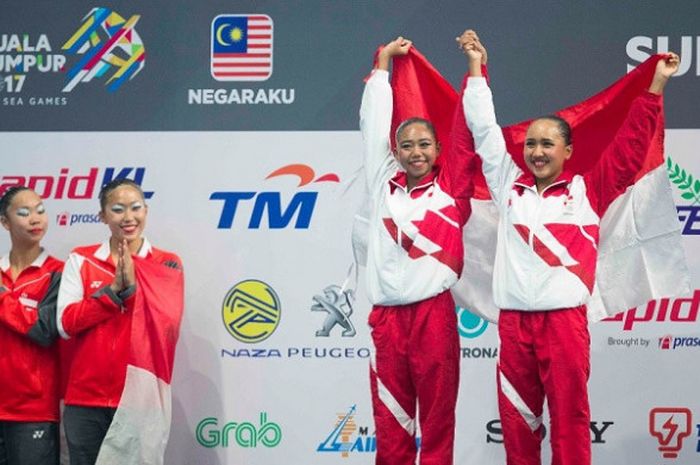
[524,118,573,191]
[99,185,148,244]
[394,122,440,189]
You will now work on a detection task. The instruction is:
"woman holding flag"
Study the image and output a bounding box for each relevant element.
[57,178,184,465]
[459,29,680,465]
[360,37,485,465]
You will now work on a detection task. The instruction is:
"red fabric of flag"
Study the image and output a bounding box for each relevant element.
[130,257,184,384]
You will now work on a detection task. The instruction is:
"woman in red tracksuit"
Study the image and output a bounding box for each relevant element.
[57,179,181,465]
[361,37,484,465]
[459,30,679,465]
[0,186,63,465]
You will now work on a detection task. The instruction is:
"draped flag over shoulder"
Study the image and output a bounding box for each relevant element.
[381,48,689,323]
[95,258,184,465]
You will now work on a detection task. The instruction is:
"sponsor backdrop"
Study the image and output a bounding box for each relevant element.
[1,1,699,464]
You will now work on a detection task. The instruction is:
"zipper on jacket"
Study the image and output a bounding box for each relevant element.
[527,187,545,307]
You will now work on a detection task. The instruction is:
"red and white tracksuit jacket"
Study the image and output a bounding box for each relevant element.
[362,69,472,305]
[464,76,662,465]
[361,69,472,465]
[57,239,181,408]
[0,251,63,422]
[464,76,662,311]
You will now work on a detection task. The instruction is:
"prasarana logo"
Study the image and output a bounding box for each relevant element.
[222,279,281,343]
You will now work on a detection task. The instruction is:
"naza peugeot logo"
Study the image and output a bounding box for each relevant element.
[210,164,339,229]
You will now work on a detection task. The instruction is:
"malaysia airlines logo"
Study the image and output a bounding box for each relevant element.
[211,14,273,81]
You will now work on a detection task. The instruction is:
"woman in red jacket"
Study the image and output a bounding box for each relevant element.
[57,179,182,465]
[0,186,63,465]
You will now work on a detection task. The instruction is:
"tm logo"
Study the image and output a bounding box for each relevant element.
[667,156,700,235]
[211,164,339,229]
[456,306,488,339]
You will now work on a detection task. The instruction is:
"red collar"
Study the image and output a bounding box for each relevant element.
[388,168,438,197]
[513,170,574,196]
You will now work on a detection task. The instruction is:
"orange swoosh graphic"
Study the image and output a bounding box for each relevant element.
[266,164,315,187]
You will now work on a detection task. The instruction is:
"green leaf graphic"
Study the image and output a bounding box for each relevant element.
[667,156,700,205]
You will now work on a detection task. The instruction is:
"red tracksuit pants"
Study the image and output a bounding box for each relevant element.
[368,290,460,465]
[497,307,591,465]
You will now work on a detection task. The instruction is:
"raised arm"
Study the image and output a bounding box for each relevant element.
[460,30,519,204]
[359,37,411,191]
[586,53,680,215]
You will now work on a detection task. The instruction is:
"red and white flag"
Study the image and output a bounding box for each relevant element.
[386,49,689,322]
[211,14,273,81]
[95,257,184,465]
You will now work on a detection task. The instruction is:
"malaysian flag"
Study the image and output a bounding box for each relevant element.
[211,14,273,81]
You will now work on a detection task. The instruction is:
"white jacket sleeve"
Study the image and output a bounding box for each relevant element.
[359,69,398,194]
[463,77,520,205]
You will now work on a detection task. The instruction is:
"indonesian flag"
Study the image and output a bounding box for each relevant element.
[95,257,184,465]
[387,48,689,322]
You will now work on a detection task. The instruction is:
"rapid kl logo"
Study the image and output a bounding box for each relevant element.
[602,290,700,331]
[62,8,146,92]
[667,156,700,235]
[649,407,698,460]
[0,167,154,227]
[210,163,339,229]
[0,167,153,200]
